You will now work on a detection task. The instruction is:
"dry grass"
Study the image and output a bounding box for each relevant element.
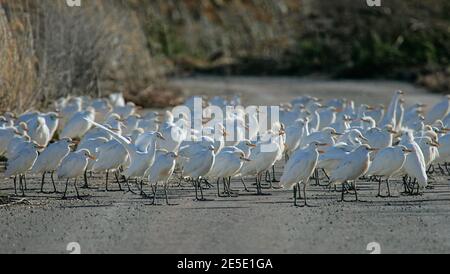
[0,0,169,113]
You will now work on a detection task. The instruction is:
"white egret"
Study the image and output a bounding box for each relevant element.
[147,151,178,205]
[92,139,128,191]
[28,116,51,147]
[207,148,250,197]
[182,145,216,201]
[379,90,403,129]
[399,131,428,194]
[240,130,283,195]
[5,142,42,196]
[57,149,96,199]
[366,146,411,197]
[280,142,325,207]
[77,137,109,188]
[329,145,377,202]
[425,95,450,125]
[60,108,95,139]
[31,138,74,193]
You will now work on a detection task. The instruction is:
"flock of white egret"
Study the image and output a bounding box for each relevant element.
[1,91,450,206]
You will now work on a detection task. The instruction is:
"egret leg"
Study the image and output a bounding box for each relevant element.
[20,175,25,197]
[114,171,123,191]
[303,184,309,207]
[194,179,199,201]
[164,184,170,205]
[240,177,250,192]
[40,172,46,193]
[105,171,109,192]
[445,162,450,176]
[13,176,17,196]
[74,179,81,199]
[265,170,271,183]
[125,178,137,194]
[256,173,262,195]
[199,179,205,200]
[152,184,158,205]
[82,170,89,189]
[23,175,27,191]
[322,169,330,181]
[293,185,298,207]
[297,182,302,199]
[272,165,279,183]
[340,183,345,202]
[377,177,382,197]
[223,177,229,196]
[217,178,224,197]
[353,182,359,202]
[50,172,58,193]
[203,179,213,189]
[386,178,392,197]
[62,179,69,200]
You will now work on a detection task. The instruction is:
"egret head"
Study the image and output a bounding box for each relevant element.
[399,145,413,154]
[384,124,398,135]
[80,149,96,160]
[245,141,257,148]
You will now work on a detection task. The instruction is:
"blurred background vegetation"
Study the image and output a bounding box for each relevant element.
[0,0,449,112]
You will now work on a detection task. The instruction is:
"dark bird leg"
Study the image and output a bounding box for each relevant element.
[293,184,298,207]
[62,179,69,200]
[240,177,250,192]
[74,179,81,199]
[82,170,89,189]
[217,178,224,197]
[50,172,58,193]
[386,178,392,197]
[13,176,17,196]
[353,182,359,202]
[105,170,109,192]
[199,179,205,200]
[114,171,123,191]
[377,177,382,197]
[19,175,25,197]
[272,165,279,183]
[164,184,170,205]
[40,172,46,193]
[22,175,27,192]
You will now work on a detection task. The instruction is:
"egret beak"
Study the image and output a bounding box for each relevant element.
[318,150,326,154]
[247,143,257,148]
[88,155,97,161]
[404,149,414,153]
[431,142,440,148]
[366,106,375,111]
[318,143,330,147]
[332,132,343,136]
[368,148,379,152]
[240,157,251,162]
[157,133,166,141]
[388,129,398,134]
